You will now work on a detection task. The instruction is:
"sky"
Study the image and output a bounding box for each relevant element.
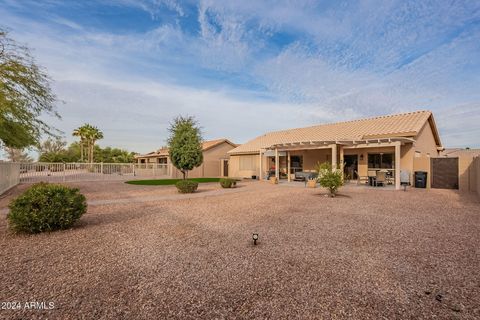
[1,0,479,156]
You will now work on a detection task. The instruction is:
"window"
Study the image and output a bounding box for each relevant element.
[290,156,303,170]
[289,155,303,174]
[368,153,394,169]
[239,155,257,171]
[157,157,167,164]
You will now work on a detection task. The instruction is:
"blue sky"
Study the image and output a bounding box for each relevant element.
[1,0,479,154]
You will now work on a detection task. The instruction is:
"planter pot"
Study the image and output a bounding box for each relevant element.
[269,177,278,184]
[306,180,317,188]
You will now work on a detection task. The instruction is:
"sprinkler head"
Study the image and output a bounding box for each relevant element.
[252,233,259,245]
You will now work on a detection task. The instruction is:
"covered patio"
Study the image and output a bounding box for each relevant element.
[259,138,413,190]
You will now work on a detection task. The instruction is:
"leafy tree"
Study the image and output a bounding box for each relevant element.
[38,141,135,163]
[94,146,135,163]
[167,116,203,179]
[38,137,66,154]
[4,147,33,162]
[315,162,344,197]
[0,29,59,149]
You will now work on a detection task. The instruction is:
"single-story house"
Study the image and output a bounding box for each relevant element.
[135,139,237,178]
[227,111,443,190]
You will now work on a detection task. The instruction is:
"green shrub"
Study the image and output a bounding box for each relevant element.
[8,183,87,233]
[219,178,237,188]
[315,162,344,197]
[175,180,199,193]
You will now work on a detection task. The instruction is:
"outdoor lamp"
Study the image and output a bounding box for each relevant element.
[252,233,259,245]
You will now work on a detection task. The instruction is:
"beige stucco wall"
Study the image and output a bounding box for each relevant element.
[290,149,331,170]
[456,154,479,193]
[228,154,260,178]
[415,122,440,156]
[410,122,441,188]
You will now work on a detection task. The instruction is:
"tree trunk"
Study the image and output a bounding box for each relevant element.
[80,141,84,161]
[182,170,186,180]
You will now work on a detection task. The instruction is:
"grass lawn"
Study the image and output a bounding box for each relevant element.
[125,177,221,185]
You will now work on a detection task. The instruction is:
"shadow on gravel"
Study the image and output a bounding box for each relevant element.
[76,209,159,229]
[313,192,352,199]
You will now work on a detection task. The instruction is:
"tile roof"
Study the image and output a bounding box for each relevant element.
[136,139,236,158]
[229,111,436,154]
[440,148,480,158]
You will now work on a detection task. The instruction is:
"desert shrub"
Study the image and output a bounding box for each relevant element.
[315,162,344,197]
[175,180,199,193]
[219,178,237,188]
[8,183,87,233]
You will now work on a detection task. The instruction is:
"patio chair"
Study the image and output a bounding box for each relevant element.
[375,171,386,187]
[294,171,308,181]
[355,170,368,185]
[367,170,377,186]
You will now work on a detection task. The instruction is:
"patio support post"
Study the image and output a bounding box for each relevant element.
[259,149,263,180]
[287,151,291,182]
[339,146,344,179]
[275,148,279,180]
[331,144,337,170]
[395,141,401,190]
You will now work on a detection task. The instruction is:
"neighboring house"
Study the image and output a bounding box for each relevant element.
[135,139,237,178]
[228,111,443,190]
[440,148,480,158]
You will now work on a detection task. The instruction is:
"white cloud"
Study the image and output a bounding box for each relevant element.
[1,0,479,151]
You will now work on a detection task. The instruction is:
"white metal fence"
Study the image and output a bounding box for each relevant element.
[0,162,21,194]
[0,163,170,193]
[17,163,170,183]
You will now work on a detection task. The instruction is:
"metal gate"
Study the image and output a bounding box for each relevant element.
[431,158,459,189]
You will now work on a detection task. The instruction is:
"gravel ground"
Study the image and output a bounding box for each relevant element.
[0,181,479,319]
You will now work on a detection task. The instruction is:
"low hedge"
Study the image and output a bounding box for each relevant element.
[8,183,87,233]
[219,178,237,188]
[175,180,199,193]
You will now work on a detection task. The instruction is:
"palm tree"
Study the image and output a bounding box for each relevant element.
[72,125,89,162]
[73,124,103,163]
[84,124,103,163]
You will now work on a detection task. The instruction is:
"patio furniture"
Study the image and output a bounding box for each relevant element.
[356,170,368,185]
[375,171,386,187]
[385,170,394,185]
[294,171,317,181]
[367,170,377,186]
[400,170,410,191]
[269,177,278,184]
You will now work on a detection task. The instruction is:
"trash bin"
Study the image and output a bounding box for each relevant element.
[414,171,427,188]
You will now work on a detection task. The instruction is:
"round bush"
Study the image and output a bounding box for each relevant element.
[219,178,237,188]
[175,180,199,193]
[8,183,87,233]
